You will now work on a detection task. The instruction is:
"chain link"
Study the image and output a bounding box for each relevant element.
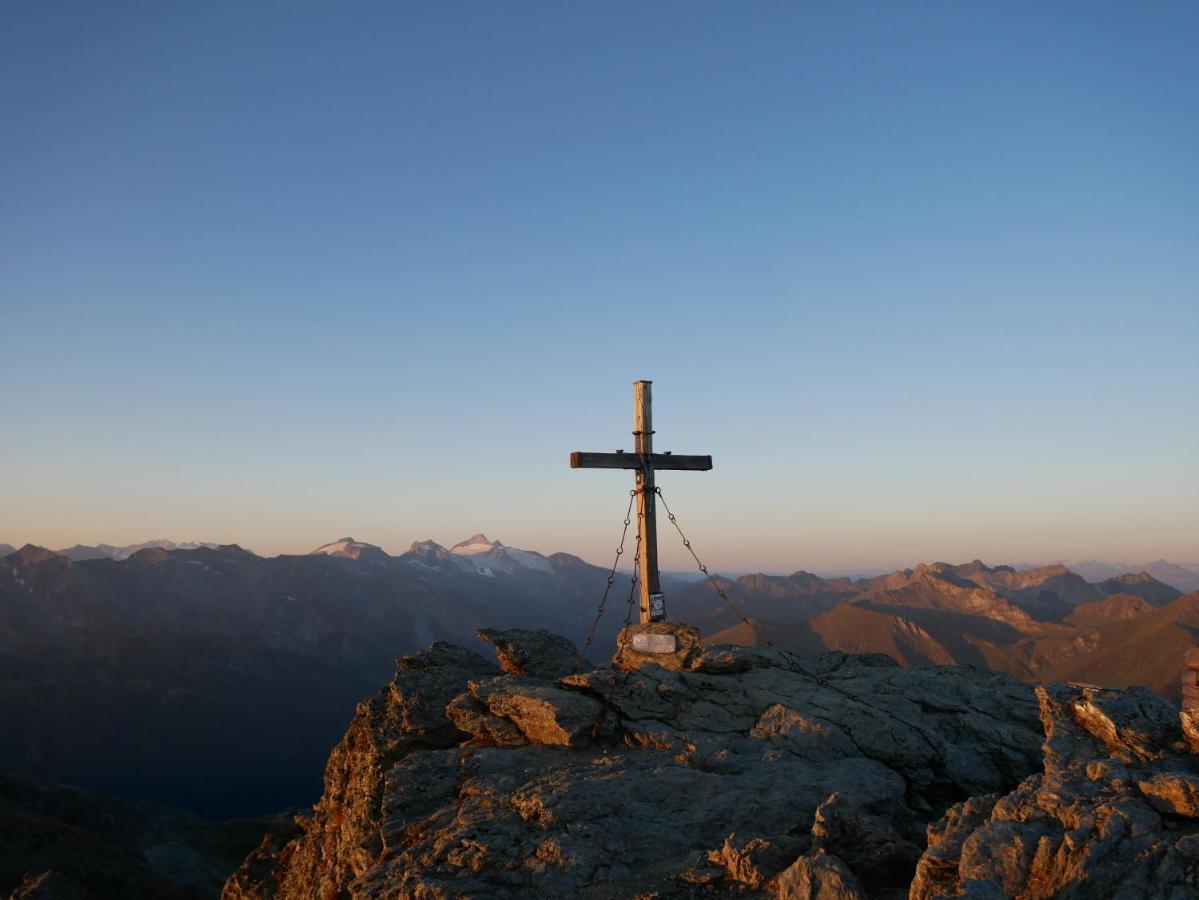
[575,489,638,672]
[613,507,644,667]
[654,486,822,682]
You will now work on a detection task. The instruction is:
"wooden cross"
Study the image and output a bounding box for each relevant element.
[570,380,713,623]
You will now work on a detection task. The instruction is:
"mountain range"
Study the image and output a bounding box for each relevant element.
[53,540,223,561]
[2,537,1198,822]
[0,536,615,819]
[10,539,1197,591]
[686,560,1198,700]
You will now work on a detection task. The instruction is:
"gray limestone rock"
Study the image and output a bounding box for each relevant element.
[473,677,607,747]
[445,692,528,747]
[771,850,869,899]
[475,627,580,678]
[910,683,1199,899]
[1181,707,1199,754]
[1137,770,1199,817]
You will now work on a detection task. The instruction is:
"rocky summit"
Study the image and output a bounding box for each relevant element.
[224,626,1051,899]
[222,626,1199,899]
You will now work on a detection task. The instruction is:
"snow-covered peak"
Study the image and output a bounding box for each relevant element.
[310,537,386,560]
[407,539,449,555]
[447,534,554,575]
[450,534,502,555]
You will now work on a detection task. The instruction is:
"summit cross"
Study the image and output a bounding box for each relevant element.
[570,380,713,623]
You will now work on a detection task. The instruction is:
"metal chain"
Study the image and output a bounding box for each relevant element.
[575,489,637,672]
[654,487,822,682]
[613,507,644,667]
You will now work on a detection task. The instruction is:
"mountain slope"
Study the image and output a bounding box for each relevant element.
[692,559,1197,700]
[668,570,858,633]
[0,769,275,898]
[1062,592,1154,627]
[810,604,957,666]
[1034,592,1199,698]
[1096,571,1182,606]
[0,539,613,818]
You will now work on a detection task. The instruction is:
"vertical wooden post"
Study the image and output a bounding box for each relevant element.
[634,380,664,622]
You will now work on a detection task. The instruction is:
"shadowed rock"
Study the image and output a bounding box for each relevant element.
[445,692,527,747]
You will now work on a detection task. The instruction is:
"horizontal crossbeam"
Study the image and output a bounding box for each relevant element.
[570,451,712,471]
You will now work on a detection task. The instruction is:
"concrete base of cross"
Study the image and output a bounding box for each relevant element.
[613,620,701,672]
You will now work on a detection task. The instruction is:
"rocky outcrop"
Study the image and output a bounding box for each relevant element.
[475,628,581,679]
[911,683,1199,898]
[224,642,499,899]
[225,629,1045,899]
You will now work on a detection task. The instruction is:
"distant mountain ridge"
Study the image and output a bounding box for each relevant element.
[686,558,1194,700]
[55,539,222,561]
[306,533,560,577]
[1058,558,1199,594]
[9,539,1196,591]
[3,537,1198,821]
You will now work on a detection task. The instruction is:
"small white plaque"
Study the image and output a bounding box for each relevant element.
[648,593,665,619]
[631,633,677,654]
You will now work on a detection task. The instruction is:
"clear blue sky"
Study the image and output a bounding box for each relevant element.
[2,2,1196,571]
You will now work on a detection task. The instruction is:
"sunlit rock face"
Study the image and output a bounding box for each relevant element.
[224,629,1047,899]
[912,683,1199,899]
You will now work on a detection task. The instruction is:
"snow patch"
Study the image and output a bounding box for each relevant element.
[310,537,385,559]
[448,535,555,575]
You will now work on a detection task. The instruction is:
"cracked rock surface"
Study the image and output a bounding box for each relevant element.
[224,630,1048,899]
[911,683,1199,899]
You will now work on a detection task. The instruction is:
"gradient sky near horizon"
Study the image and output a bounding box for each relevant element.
[2,2,1197,572]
